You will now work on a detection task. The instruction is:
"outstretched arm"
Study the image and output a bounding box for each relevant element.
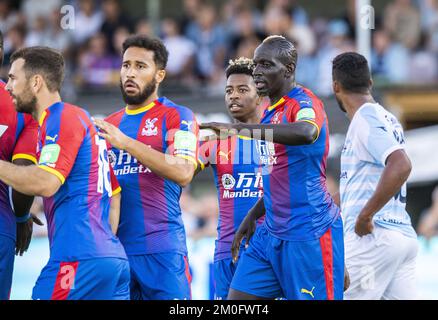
[200,121,318,146]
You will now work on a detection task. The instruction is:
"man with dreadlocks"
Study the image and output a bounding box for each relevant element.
[201,36,345,300]
[197,57,267,299]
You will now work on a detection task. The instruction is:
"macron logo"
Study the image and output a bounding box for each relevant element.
[0,125,8,138]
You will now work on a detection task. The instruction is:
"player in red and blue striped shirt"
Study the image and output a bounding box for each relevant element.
[94,35,198,300]
[0,47,129,300]
[197,58,266,299]
[201,36,344,300]
[0,80,39,300]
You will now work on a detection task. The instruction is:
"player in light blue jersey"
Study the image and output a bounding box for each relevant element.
[332,52,418,300]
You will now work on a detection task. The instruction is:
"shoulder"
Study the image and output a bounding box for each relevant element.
[105,108,125,124]
[285,86,323,110]
[159,97,195,117]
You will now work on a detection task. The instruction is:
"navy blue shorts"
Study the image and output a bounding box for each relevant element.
[230,217,345,300]
[0,235,14,300]
[32,257,130,300]
[128,253,192,300]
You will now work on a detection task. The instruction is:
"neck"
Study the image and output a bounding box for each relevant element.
[126,92,158,110]
[270,80,296,105]
[344,92,376,120]
[34,91,62,122]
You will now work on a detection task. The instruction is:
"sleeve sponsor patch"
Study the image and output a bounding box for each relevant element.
[296,108,316,121]
[39,144,61,165]
[174,130,197,152]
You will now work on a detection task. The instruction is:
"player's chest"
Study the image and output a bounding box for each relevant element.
[119,116,167,150]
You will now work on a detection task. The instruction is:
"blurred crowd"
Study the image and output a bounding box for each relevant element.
[0,0,437,97]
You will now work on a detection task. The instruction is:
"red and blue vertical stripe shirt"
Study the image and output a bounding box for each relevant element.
[105,97,199,255]
[199,136,264,261]
[259,86,340,241]
[0,82,38,240]
[37,102,126,262]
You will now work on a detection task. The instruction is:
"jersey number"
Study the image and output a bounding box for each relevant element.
[95,136,112,196]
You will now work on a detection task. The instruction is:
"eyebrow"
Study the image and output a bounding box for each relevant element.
[123,60,148,65]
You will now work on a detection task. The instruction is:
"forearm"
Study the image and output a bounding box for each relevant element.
[109,192,121,235]
[233,122,317,146]
[332,192,340,207]
[124,138,195,187]
[12,159,35,217]
[0,161,55,197]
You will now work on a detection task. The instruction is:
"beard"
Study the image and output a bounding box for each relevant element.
[335,95,347,113]
[120,79,157,106]
[13,84,37,114]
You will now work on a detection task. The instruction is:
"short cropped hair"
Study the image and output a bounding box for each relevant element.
[122,35,169,70]
[332,52,371,93]
[262,35,298,69]
[10,46,65,92]
[225,57,255,78]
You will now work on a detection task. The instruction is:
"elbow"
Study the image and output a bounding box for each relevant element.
[301,124,318,145]
[177,170,195,188]
[39,183,59,198]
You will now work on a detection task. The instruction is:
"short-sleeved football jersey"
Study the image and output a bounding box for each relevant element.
[105,97,199,255]
[340,102,416,239]
[0,82,38,240]
[199,135,263,261]
[37,102,126,262]
[259,86,340,241]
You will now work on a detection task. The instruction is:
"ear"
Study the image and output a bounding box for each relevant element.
[284,62,296,78]
[156,69,166,84]
[333,80,341,94]
[31,75,44,93]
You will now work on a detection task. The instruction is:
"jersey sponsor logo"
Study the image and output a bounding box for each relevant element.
[296,108,316,121]
[142,118,158,136]
[112,148,152,176]
[39,144,61,165]
[222,172,263,199]
[174,130,197,152]
[256,140,277,166]
[46,134,58,143]
[340,171,348,180]
[301,286,315,299]
[0,125,8,138]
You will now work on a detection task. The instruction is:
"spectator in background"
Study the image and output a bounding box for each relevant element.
[409,32,438,83]
[371,29,410,84]
[100,0,132,53]
[43,7,72,54]
[112,25,130,57]
[24,15,47,47]
[419,0,438,52]
[315,19,354,96]
[161,18,196,85]
[265,0,309,26]
[20,0,61,29]
[384,0,421,50]
[3,24,25,66]
[77,32,120,87]
[135,19,154,37]
[418,187,438,240]
[0,0,19,34]
[73,0,104,45]
[180,0,204,35]
[227,8,265,60]
[186,3,227,89]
